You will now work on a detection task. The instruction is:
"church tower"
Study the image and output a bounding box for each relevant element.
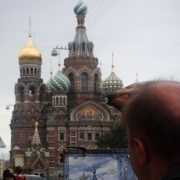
[10,29,47,171]
[63,1,101,105]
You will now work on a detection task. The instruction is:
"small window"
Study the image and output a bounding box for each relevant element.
[27,67,29,75]
[73,43,76,53]
[60,153,64,163]
[60,133,64,140]
[95,133,99,140]
[56,97,59,105]
[82,42,85,52]
[80,133,84,140]
[94,74,98,92]
[88,133,92,140]
[29,87,35,102]
[30,67,33,75]
[20,87,24,102]
[81,73,88,91]
[71,132,75,136]
[23,68,25,75]
[69,73,74,91]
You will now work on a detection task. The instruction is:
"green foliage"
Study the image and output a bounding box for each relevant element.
[96,123,128,148]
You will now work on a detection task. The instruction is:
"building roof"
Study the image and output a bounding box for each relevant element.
[102,54,123,92]
[0,136,6,148]
[18,34,42,62]
[47,62,70,91]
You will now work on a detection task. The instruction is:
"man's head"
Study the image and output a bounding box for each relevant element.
[123,81,180,179]
[15,166,23,174]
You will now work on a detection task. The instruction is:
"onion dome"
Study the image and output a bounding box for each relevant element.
[102,54,123,92]
[103,72,123,92]
[47,62,70,91]
[74,1,88,15]
[18,34,42,62]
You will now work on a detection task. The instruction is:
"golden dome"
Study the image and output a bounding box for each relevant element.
[18,34,42,62]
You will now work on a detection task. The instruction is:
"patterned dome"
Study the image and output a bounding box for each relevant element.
[18,34,42,62]
[74,1,88,15]
[103,72,123,92]
[102,53,123,92]
[47,63,70,91]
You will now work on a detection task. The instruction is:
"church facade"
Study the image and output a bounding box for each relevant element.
[9,1,123,179]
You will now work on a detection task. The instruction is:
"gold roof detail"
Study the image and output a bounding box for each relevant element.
[18,34,42,62]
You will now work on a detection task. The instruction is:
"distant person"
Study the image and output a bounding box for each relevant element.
[3,169,10,180]
[108,80,180,180]
[5,173,15,180]
[15,166,28,180]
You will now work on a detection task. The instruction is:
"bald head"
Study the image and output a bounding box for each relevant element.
[123,81,180,164]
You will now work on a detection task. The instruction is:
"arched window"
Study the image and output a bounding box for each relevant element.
[60,97,62,105]
[81,73,88,91]
[73,43,76,53]
[54,97,56,106]
[35,68,37,75]
[27,67,29,75]
[29,87,35,102]
[94,74,98,92]
[69,73,74,91]
[63,97,65,105]
[30,67,33,75]
[82,42,85,52]
[23,68,25,75]
[56,97,59,105]
[20,87,24,102]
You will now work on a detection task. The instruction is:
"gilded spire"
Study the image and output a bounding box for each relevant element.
[18,17,42,62]
[50,59,53,79]
[100,61,102,71]
[81,171,86,180]
[31,121,41,145]
[112,52,114,72]
[58,50,61,71]
[58,61,61,71]
[35,121,38,131]
[136,72,139,83]
[29,17,31,37]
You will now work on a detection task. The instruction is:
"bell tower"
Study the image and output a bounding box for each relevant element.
[10,21,47,171]
[63,1,102,105]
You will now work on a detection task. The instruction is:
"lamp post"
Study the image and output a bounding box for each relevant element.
[51,46,69,57]
[6,104,14,110]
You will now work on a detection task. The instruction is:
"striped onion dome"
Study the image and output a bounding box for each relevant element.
[47,62,70,91]
[103,72,123,92]
[102,54,123,92]
[74,1,87,15]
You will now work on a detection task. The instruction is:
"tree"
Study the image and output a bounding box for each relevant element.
[96,123,128,148]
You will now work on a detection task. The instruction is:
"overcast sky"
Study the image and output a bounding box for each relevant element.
[0,0,180,157]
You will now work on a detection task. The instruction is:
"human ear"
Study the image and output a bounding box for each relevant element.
[133,138,147,165]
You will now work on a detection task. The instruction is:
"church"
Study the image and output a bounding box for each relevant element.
[9,1,123,178]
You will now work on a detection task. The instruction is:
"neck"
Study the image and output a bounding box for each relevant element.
[140,155,176,180]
